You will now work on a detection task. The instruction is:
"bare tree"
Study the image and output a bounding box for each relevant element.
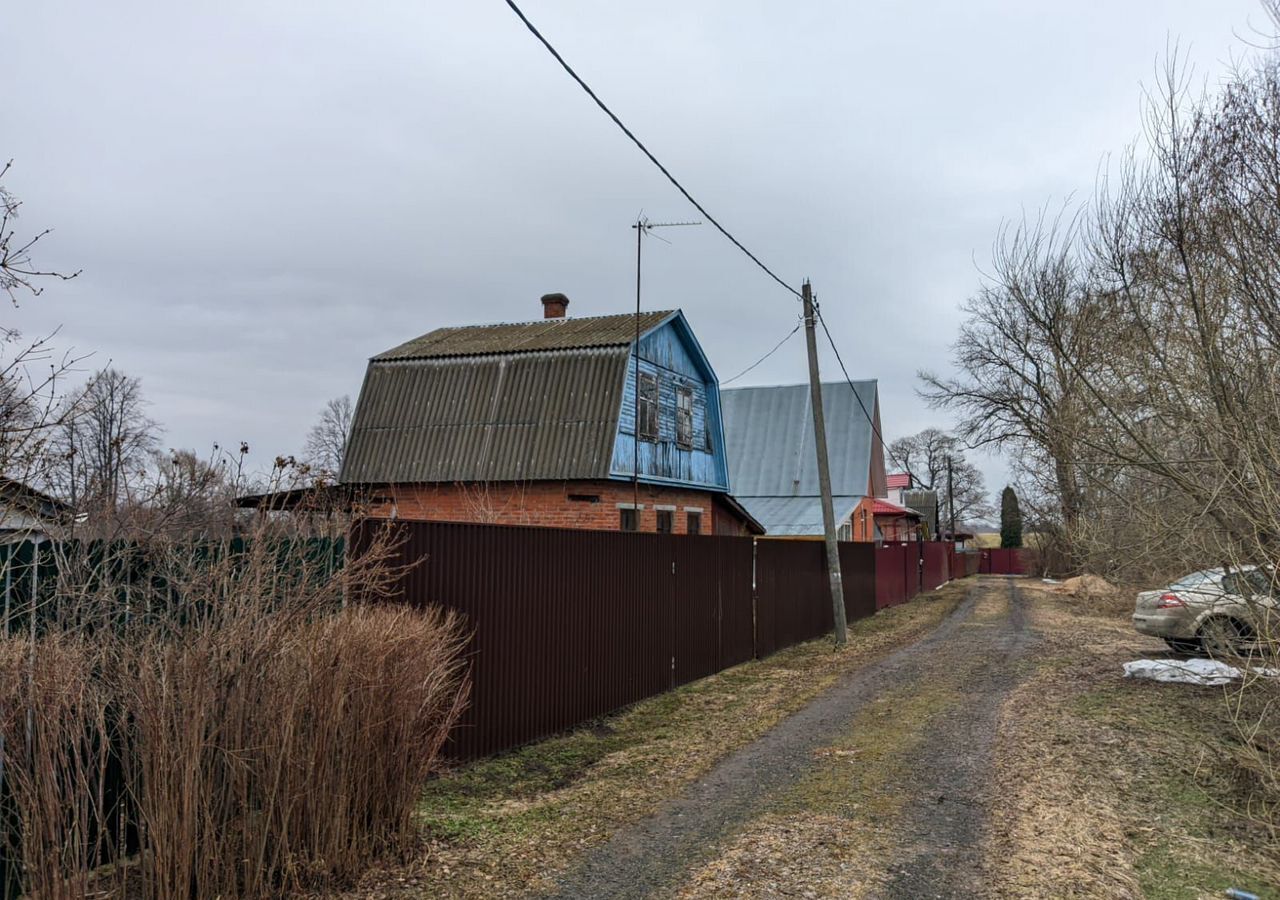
[889,428,992,525]
[935,24,1280,829]
[303,395,353,481]
[47,368,159,518]
[0,160,79,330]
[920,207,1109,565]
[0,163,84,519]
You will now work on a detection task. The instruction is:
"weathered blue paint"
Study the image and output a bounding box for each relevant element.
[610,312,730,491]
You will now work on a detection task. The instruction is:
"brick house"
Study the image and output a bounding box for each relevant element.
[339,295,762,535]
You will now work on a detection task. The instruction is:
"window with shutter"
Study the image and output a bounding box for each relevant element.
[675,385,693,449]
[638,373,659,441]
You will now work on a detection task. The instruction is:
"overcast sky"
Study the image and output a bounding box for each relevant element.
[6,0,1265,504]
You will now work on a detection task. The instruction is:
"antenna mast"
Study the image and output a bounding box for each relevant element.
[630,216,702,518]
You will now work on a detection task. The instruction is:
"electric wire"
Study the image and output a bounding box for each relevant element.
[503,0,895,458]
[502,0,802,301]
[815,305,896,463]
[721,321,801,385]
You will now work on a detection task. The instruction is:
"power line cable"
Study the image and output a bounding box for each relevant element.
[721,321,801,385]
[502,0,802,301]
[503,1,897,468]
[815,305,900,466]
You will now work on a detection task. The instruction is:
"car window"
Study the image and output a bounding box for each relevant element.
[1171,572,1213,590]
[1245,569,1274,597]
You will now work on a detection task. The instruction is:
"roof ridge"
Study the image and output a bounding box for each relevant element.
[372,309,680,361]
[434,309,678,332]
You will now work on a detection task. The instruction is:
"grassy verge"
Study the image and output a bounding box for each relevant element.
[336,581,970,898]
[986,584,1280,899]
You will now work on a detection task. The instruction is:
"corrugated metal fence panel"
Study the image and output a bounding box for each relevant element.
[922,543,949,591]
[715,537,756,669]
[672,535,719,687]
[839,542,877,622]
[359,520,769,759]
[980,548,1026,575]
[756,540,831,651]
[875,544,909,608]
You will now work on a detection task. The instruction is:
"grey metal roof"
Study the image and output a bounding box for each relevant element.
[374,311,676,361]
[735,495,861,537]
[341,346,629,483]
[721,381,879,497]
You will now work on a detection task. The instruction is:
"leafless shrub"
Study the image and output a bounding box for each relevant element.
[0,520,470,898]
[0,635,112,899]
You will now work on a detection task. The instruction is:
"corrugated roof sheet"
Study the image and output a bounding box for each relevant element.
[886,472,912,489]
[375,311,676,360]
[340,347,630,483]
[735,495,861,537]
[721,381,879,497]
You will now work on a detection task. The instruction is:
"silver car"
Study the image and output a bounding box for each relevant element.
[1132,567,1276,656]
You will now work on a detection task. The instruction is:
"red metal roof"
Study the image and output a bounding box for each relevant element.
[886,473,912,489]
[872,498,920,517]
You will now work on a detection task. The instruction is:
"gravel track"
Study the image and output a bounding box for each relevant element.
[541,580,1036,900]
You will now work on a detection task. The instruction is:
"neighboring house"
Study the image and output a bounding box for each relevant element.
[721,381,888,540]
[0,477,72,540]
[903,488,940,539]
[340,295,763,536]
[872,498,922,542]
[886,472,912,506]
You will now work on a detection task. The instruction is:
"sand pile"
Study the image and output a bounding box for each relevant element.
[1059,574,1116,597]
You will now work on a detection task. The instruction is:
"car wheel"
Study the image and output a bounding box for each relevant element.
[1197,617,1252,659]
[1164,637,1201,655]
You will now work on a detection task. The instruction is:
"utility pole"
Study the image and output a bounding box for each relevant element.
[947,455,956,544]
[801,281,848,646]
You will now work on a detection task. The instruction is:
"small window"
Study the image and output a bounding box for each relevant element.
[638,373,659,441]
[686,511,702,535]
[838,523,852,542]
[675,385,694,449]
[619,508,638,532]
[656,510,674,533]
[704,421,713,452]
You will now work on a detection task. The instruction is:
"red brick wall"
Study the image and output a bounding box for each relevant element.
[365,480,740,535]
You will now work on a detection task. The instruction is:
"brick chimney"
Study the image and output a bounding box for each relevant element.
[541,292,569,319]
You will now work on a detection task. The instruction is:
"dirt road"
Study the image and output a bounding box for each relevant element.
[542,578,1035,899]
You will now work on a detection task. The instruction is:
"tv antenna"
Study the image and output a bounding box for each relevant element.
[629,214,702,514]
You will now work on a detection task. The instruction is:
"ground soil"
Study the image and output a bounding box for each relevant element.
[542,579,1036,899]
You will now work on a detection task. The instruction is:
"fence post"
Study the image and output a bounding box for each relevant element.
[750,538,758,659]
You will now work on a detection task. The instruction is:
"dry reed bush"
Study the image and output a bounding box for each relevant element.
[120,602,469,898]
[0,636,114,900]
[0,522,470,899]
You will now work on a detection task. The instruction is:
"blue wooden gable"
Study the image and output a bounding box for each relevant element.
[610,312,730,491]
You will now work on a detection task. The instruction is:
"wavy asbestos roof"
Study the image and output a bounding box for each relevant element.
[341,312,679,484]
[721,381,879,498]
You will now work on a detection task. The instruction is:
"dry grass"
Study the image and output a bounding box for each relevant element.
[673,814,885,900]
[986,583,1280,899]
[331,582,972,899]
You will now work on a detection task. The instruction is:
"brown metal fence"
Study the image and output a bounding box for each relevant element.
[979,548,1026,575]
[354,519,963,759]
